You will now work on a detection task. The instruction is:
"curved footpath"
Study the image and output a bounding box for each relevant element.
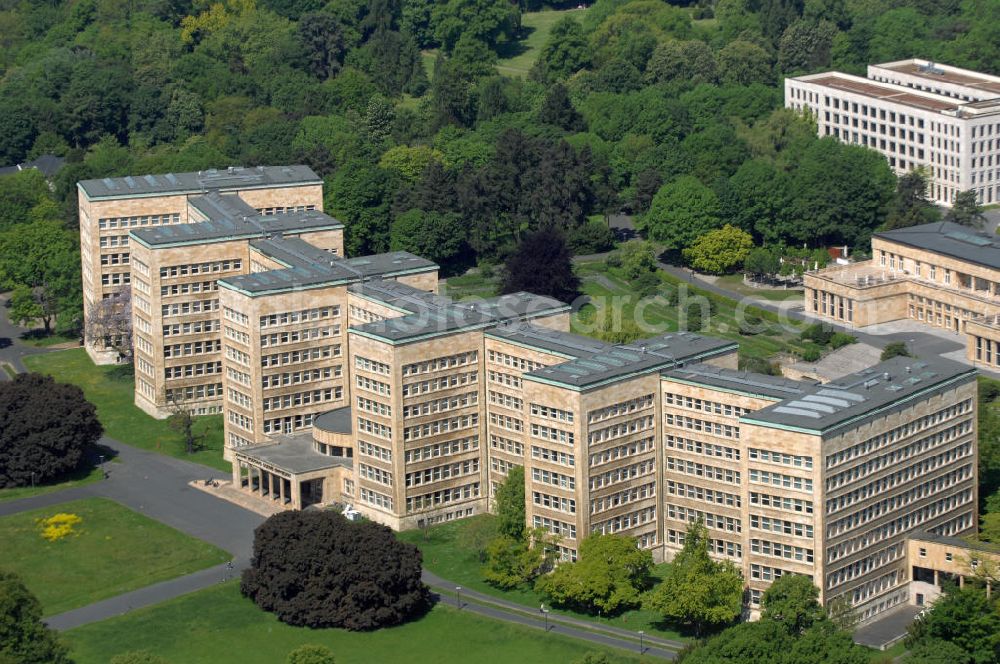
[2,308,678,657]
[4,266,950,657]
[0,442,678,657]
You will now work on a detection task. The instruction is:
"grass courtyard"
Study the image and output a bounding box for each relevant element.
[574,261,809,361]
[64,581,642,664]
[23,348,229,472]
[0,497,229,615]
[398,515,687,641]
[444,259,810,362]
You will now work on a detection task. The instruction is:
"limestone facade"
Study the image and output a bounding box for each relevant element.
[804,222,1000,373]
[785,59,1000,207]
[79,166,324,364]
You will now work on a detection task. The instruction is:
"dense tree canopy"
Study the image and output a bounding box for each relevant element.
[0,373,102,488]
[681,575,869,664]
[646,521,743,635]
[241,510,430,630]
[535,534,654,614]
[0,570,70,664]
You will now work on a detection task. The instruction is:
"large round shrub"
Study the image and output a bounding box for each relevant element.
[241,511,429,630]
[0,373,102,488]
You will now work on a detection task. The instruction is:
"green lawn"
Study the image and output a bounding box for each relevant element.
[496,9,585,77]
[398,515,687,641]
[714,273,804,302]
[574,261,808,361]
[415,9,584,82]
[1,497,229,615]
[65,581,642,664]
[20,330,81,348]
[444,269,501,299]
[0,465,103,503]
[444,260,807,361]
[23,348,229,472]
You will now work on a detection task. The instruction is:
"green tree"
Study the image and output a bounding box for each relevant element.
[531,16,590,82]
[450,34,498,80]
[0,219,80,334]
[379,145,445,182]
[885,170,940,230]
[500,227,580,303]
[777,20,836,74]
[0,170,51,231]
[0,570,70,664]
[482,531,550,589]
[645,40,718,86]
[537,83,585,132]
[784,138,895,247]
[905,587,1000,664]
[286,644,336,664]
[432,0,519,52]
[389,209,466,268]
[683,225,754,274]
[297,11,347,79]
[681,620,790,664]
[493,465,526,540]
[535,534,654,614]
[880,342,911,361]
[743,246,781,281]
[326,162,397,256]
[945,190,986,230]
[618,240,658,280]
[646,520,743,635]
[641,176,723,251]
[760,574,826,634]
[903,639,971,664]
[718,40,773,86]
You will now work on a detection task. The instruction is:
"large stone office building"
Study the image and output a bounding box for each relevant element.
[785,59,1000,206]
[804,221,1000,373]
[88,166,981,624]
[78,166,324,366]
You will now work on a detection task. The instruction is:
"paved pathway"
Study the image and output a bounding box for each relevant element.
[0,438,265,630]
[424,571,678,660]
[0,294,72,378]
[576,251,983,371]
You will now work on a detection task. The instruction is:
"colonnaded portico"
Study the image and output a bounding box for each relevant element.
[231,407,354,510]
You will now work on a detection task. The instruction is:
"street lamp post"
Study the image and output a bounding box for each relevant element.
[540,605,550,632]
[639,630,645,655]
[30,472,35,488]
[455,586,462,609]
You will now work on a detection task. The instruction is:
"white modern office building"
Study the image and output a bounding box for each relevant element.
[785,59,1000,207]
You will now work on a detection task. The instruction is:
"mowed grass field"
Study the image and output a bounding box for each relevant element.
[417,8,585,81]
[496,9,586,76]
[23,348,229,472]
[0,465,103,503]
[0,497,229,615]
[65,581,642,664]
[398,515,687,641]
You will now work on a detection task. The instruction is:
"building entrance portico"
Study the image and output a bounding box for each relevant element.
[232,433,350,511]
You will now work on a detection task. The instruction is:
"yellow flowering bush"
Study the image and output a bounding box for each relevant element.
[37,513,83,542]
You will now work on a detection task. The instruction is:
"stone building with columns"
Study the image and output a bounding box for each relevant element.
[804,221,1000,373]
[82,167,985,625]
